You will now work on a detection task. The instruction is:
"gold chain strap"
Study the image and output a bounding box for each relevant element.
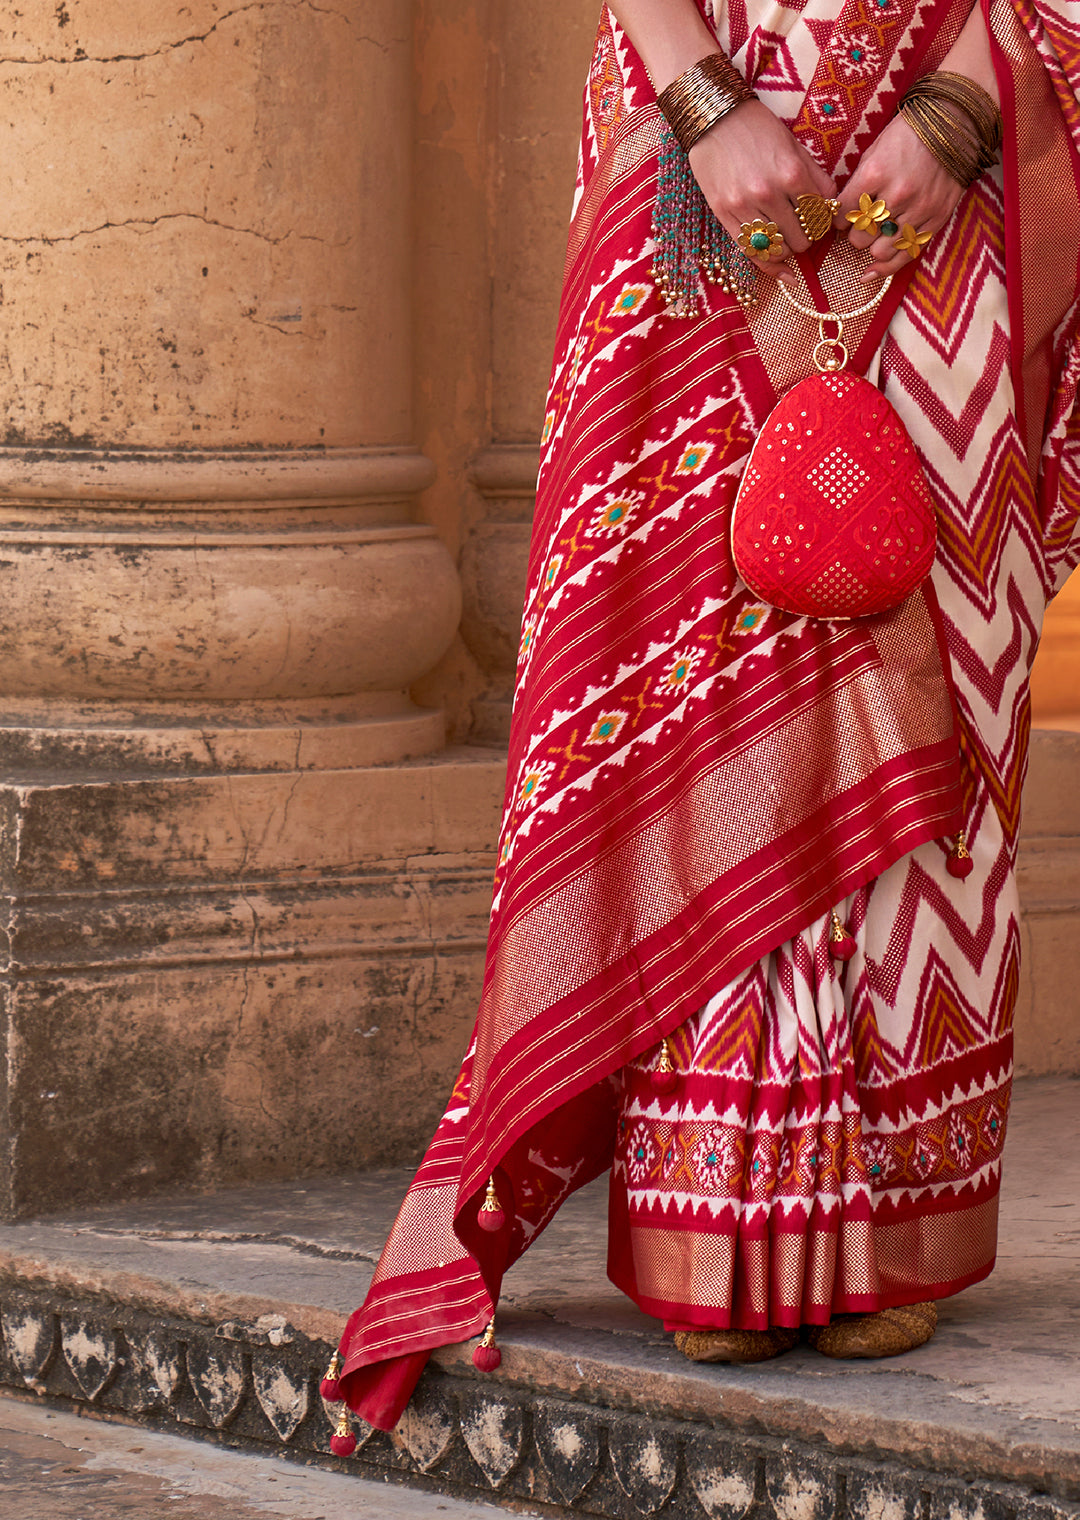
[778,275,892,372]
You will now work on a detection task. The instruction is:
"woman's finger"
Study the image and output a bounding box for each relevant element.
[863,250,915,279]
[841,191,908,251]
[763,198,812,257]
[806,156,838,199]
[719,215,794,283]
[860,218,942,279]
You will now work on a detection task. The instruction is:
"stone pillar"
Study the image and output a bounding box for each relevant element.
[1032,572,1080,727]
[453,2,598,742]
[1020,577,1080,1074]
[1017,729,1080,1074]
[0,2,504,1217]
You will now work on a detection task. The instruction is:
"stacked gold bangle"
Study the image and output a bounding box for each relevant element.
[898,71,1002,189]
[656,52,756,155]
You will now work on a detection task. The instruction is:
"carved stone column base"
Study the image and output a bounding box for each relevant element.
[1016,728,1080,1076]
[461,446,537,744]
[0,695,445,773]
[0,745,504,1219]
[0,448,462,766]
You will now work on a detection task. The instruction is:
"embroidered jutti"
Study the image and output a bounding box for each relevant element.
[338,0,1080,1428]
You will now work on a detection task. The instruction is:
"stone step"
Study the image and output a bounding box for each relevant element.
[0,1076,1076,1520]
[1017,728,1080,1075]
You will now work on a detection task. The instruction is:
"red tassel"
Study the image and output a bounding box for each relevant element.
[477,1176,505,1233]
[947,832,974,879]
[330,1407,357,1457]
[472,1320,502,1372]
[650,1039,678,1095]
[319,1351,342,1402]
[829,910,856,961]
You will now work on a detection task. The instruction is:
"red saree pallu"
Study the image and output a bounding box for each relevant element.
[336,0,1080,1430]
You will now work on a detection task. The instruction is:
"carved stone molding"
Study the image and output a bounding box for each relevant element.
[461,444,539,744]
[0,446,437,505]
[0,1287,1074,1520]
[467,446,539,517]
[0,446,462,767]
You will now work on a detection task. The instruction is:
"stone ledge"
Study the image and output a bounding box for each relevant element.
[0,1287,1076,1520]
[3,865,493,974]
[0,1078,1074,1516]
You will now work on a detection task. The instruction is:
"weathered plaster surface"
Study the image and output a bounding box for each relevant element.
[0,2,409,448]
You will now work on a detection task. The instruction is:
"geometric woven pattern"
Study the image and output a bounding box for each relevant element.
[337,0,1080,1426]
[732,371,938,617]
[614,7,1080,1327]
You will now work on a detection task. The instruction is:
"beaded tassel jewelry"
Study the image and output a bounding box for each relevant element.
[651,127,757,317]
[704,194,759,311]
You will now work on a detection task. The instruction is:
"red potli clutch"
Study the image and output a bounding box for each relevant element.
[732,278,937,620]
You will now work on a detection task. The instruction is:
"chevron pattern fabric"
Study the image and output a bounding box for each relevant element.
[606,0,1080,1330]
[336,0,1080,1427]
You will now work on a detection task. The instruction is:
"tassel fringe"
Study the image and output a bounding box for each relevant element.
[472,1319,502,1373]
[651,126,758,317]
[829,909,856,961]
[477,1176,506,1233]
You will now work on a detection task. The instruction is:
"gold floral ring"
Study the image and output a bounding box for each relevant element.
[738,218,785,261]
[845,192,900,237]
[894,222,933,259]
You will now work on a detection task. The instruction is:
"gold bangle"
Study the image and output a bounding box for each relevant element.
[907,71,1002,150]
[901,101,977,185]
[898,70,1002,189]
[657,53,755,155]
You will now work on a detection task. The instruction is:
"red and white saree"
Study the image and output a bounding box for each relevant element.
[339,0,1080,1428]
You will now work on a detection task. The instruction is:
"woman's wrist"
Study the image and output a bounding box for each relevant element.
[897,70,1002,188]
[936,0,1000,102]
[604,0,722,94]
[658,53,756,154]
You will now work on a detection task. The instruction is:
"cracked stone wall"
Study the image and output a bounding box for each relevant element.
[0,0,505,1218]
[0,0,395,450]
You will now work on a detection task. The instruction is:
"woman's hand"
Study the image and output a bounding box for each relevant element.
[688,101,838,284]
[836,112,965,281]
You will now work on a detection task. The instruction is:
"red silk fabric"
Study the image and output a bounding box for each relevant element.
[338,0,1080,1430]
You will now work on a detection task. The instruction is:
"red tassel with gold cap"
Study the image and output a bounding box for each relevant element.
[650,1038,678,1095]
[947,831,974,879]
[477,1176,506,1233]
[330,1406,358,1457]
[319,1351,342,1402]
[472,1319,502,1372]
[829,909,856,961]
